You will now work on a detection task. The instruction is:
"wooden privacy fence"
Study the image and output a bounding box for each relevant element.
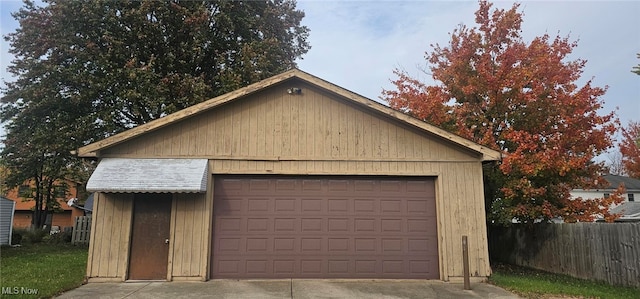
[72,216,91,245]
[489,223,640,288]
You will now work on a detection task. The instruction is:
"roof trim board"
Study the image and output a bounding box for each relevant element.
[77,69,502,161]
[86,158,208,193]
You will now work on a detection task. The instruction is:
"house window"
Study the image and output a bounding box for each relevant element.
[54,185,68,198]
[629,194,635,202]
[18,185,31,198]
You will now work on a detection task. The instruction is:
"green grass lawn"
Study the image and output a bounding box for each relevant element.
[0,243,88,299]
[489,263,640,299]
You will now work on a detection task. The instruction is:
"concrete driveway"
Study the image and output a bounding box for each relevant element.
[55,280,520,299]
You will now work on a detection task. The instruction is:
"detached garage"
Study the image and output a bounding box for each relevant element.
[78,69,501,282]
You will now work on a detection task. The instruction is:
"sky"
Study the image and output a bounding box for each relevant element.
[1,0,639,153]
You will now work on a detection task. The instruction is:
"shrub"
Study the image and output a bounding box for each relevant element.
[12,228,49,244]
[11,232,22,245]
[44,231,72,244]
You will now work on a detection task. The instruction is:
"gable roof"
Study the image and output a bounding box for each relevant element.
[78,69,502,161]
[611,202,640,216]
[610,202,640,222]
[604,175,640,191]
[10,197,75,211]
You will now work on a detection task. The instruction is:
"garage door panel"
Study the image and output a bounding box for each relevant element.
[217,260,240,274]
[380,180,402,192]
[382,260,404,274]
[221,179,243,191]
[301,238,323,252]
[408,239,432,253]
[406,180,435,193]
[380,200,402,213]
[328,238,350,251]
[249,179,271,191]
[381,238,403,252]
[246,260,268,274]
[217,198,243,213]
[273,260,296,274]
[381,219,403,232]
[327,199,349,212]
[410,260,436,274]
[276,179,297,191]
[247,218,269,232]
[327,218,349,232]
[274,218,297,232]
[301,199,323,212]
[275,198,296,212]
[327,180,349,191]
[217,217,242,232]
[301,260,323,274]
[301,218,323,232]
[217,238,241,251]
[247,199,269,212]
[352,238,375,252]
[355,260,377,274]
[407,200,430,214]
[354,180,375,191]
[302,180,322,190]
[407,219,431,233]
[328,260,350,274]
[354,199,376,213]
[246,238,268,252]
[354,218,376,232]
[274,238,295,251]
[212,176,438,279]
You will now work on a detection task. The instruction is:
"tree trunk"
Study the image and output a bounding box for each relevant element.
[32,174,45,229]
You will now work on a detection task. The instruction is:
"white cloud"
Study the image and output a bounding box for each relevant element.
[297,1,480,100]
[297,0,640,126]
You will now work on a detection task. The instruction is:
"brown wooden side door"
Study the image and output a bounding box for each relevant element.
[128,193,172,280]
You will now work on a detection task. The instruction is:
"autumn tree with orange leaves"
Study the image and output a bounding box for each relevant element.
[383,1,621,224]
[620,121,640,178]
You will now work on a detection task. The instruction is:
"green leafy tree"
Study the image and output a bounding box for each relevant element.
[1,0,310,228]
[383,1,620,224]
[1,101,80,228]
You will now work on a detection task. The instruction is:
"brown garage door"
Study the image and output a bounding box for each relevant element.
[211,176,439,279]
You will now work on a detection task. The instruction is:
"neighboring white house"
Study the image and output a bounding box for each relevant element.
[570,174,640,222]
[0,196,16,245]
[609,202,640,222]
[571,174,640,203]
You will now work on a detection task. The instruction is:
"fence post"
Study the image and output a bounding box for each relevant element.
[463,235,471,290]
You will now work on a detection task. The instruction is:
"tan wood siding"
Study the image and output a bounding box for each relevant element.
[86,193,133,281]
[169,193,209,279]
[438,163,490,280]
[87,192,210,281]
[102,81,479,162]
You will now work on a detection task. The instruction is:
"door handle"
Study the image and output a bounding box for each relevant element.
[165,238,169,244]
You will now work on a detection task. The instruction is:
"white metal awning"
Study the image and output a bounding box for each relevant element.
[86,158,208,193]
